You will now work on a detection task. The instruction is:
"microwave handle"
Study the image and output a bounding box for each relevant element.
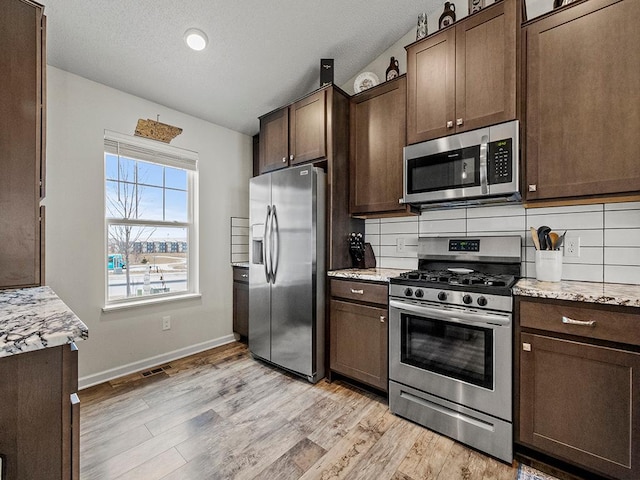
[479,135,489,194]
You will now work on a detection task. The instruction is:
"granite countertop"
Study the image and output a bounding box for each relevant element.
[328,268,411,283]
[514,278,640,308]
[0,286,89,358]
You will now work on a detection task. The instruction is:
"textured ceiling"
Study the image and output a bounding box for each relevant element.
[44,0,443,136]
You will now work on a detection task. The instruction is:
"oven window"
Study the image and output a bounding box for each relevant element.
[401,313,493,389]
[407,146,480,194]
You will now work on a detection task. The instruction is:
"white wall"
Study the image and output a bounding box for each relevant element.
[45,67,252,387]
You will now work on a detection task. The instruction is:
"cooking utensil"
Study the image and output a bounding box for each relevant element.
[555,231,566,250]
[531,227,541,250]
[549,232,559,250]
[537,226,551,250]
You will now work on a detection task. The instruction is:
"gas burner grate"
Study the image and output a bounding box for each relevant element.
[397,269,515,291]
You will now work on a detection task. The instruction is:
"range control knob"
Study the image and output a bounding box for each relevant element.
[415,289,424,298]
[477,296,488,307]
[463,294,473,305]
[437,291,447,301]
[404,288,413,297]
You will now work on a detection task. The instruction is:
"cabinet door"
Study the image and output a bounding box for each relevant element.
[455,0,516,133]
[525,0,640,201]
[330,299,388,391]
[350,77,407,215]
[406,28,456,144]
[233,279,249,338]
[289,90,326,165]
[519,333,640,480]
[259,106,289,174]
[0,346,64,480]
[0,0,44,289]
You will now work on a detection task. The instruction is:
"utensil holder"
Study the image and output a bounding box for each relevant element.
[535,250,562,282]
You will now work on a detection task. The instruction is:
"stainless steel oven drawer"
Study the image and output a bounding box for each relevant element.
[389,380,513,463]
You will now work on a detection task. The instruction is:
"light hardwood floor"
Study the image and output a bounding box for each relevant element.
[80,342,522,480]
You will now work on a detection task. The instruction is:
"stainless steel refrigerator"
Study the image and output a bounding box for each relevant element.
[249,164,326,383]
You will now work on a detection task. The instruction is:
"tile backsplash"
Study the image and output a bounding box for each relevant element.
[365,202,640,285]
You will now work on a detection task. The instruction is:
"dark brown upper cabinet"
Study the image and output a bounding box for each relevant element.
[289,90,326,166]
[258,90,326,175]
[259,106,289,174]
[349,76,417,218]
[0,0,46,289]
[523,0,640,204]
[406,0,518,145]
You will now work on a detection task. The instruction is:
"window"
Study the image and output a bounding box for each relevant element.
[104,131,198,306]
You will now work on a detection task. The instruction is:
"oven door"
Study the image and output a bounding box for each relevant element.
[389,298,512,422]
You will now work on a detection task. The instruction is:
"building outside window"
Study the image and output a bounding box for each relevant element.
[104,131,198,305]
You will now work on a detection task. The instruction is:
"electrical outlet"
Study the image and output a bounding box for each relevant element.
[396,237,405,253]
[162,315,171,331]
[564,236,580,258]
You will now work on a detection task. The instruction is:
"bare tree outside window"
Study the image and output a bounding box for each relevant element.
[105,154,190,301]
[106,160,156,297]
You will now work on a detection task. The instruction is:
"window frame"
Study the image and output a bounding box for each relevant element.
[102,130,199,310]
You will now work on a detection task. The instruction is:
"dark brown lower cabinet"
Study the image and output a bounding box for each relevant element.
[517,298,640,480]
[0,343,79,480]
[232,266,249,340]
[329,279,388,392]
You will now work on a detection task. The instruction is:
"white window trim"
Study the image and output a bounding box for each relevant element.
[103,130,200,308]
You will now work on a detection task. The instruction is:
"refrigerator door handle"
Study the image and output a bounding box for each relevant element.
[264,205,272,283]
[271,205,279,283]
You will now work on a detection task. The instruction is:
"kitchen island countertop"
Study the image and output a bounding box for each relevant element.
[328,267,411,283]
[0,286,88,358]
[514,278,640,308]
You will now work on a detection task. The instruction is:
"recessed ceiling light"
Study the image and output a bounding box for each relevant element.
[184,28,208,51]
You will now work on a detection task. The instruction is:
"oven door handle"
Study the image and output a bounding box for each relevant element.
[389,299,510,327]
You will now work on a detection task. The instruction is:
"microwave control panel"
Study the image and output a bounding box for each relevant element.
[488,138,513,184]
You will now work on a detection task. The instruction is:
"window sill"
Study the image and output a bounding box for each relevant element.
[102,292,202,312]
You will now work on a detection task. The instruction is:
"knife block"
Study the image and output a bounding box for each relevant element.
[363,243,376,268]
[352,243,376,269]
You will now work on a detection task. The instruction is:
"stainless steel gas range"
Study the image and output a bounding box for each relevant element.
[388,235,521,463]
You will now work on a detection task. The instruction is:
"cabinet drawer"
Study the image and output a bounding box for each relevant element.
[233,267,249,283]
[519,298,640,347]
[330,279,388,306]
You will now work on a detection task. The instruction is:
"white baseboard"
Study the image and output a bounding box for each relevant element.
[78,334,237,390]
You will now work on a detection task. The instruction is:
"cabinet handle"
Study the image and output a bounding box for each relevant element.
[350,288,364,295]
[528,184,537,192]
[456,118,463,126]
[289,154,294,161]
[282,156,287,163]
[522,342,531,351]
[241,273,248,278]
[446,120,454,128]
[562,316,596,327]
[380,316,386,323]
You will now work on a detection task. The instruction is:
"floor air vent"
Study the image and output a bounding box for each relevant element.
[141,364,172,377]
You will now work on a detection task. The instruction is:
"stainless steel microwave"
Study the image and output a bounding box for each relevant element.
[403,121,520,207]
